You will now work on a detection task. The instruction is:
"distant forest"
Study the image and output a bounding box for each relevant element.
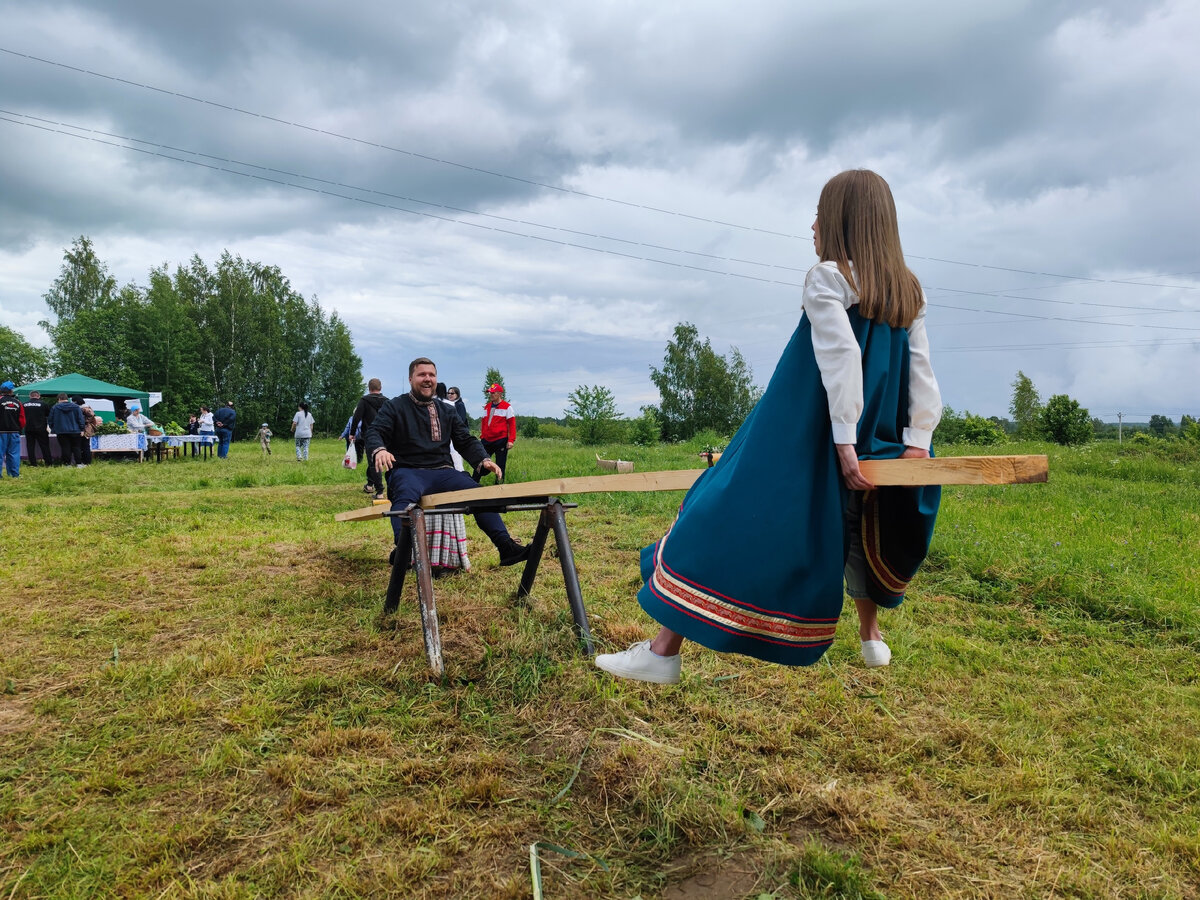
[15,237,362,437]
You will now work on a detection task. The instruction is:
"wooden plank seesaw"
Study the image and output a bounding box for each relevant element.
[337,454,1047,674]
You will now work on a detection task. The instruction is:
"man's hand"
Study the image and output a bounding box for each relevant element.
[835,443,874,490]
[374,449,396,473]
[481,458,502,478]
[899,445,930,460]
[505,441,514,450]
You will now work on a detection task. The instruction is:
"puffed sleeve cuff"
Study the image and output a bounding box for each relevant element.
[902,426,934,450]
[831,422,858,445]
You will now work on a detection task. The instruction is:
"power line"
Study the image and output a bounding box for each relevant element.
[7,109,1200,354]
[13,107,1200,330]
[11,108,1200,367]
[921,300,1200,333]
[0,108,814,277]
[926,285,1196,316]
[4,45,1199,294]
[21,106,1196,341]
[936,337,1199,353]
[0,45,807,241]
[0,112,807,290]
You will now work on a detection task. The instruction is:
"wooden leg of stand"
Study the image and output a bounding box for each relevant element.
[517,509,552,601]
[547,501,594,656]
[409,508,443,677]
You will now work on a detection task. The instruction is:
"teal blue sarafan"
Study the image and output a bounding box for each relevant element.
[637,307,940,666]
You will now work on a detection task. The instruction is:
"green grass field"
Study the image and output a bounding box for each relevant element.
[1,437,1197,898]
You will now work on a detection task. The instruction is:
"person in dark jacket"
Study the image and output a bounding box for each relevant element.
[0,380,25,477]
[446,386,469,427]
[349,378,386,498]
[214,401,236,459]
[365,358,529,566]
[48,392,86,467]
[22,390,51,467]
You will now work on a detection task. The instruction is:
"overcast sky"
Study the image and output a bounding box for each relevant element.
[2,0,1197,422]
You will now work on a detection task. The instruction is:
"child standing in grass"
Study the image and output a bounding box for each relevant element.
[596,170,942,684]
[257,422,272,457]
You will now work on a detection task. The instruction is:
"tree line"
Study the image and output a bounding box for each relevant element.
[934,371,1198,446]
[11,237,362,438]
[563,322,761,445]
[560,329,1196,450]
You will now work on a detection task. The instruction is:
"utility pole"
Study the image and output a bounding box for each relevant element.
[1117,412,1123,443]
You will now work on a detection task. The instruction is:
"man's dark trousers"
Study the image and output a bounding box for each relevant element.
[472,439,508,483]
[386,467,507,546]
[58,434,81,466]
[366,454,383,495]
[27,430,51,466]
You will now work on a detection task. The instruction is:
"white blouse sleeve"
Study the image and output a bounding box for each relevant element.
[903,296,942,450]
[802,263,862,445]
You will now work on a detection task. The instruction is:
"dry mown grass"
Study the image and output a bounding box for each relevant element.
[1,438,1197,898]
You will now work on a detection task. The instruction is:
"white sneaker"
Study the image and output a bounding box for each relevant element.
[861,639,891,668]
[594,640,681,684]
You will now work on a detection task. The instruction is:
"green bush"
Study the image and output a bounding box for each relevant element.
[685,429,727,454]
[935,407,1006,445]
[1042,394,1093,445]
[959,413,1006,445]
[629,408,661,445]
[520,419,540,439]
[1119,431,1200,463]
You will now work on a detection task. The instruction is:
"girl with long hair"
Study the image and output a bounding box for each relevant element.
[596,170,942,683]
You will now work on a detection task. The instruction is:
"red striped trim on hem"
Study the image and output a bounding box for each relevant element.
[648,581,836,649]
[648,555,838,644]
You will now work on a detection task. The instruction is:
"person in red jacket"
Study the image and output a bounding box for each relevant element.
[472,383,516,484]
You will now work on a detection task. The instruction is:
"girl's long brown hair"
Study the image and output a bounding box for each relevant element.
[815,169,923,329]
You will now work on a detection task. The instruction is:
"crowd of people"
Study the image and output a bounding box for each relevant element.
[0,384,104,473]
[0,387,245,474]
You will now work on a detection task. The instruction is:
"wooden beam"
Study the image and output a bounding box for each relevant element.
[421,469,705,507]
[334,455,1047,521]
[333,498,391,522]
[860,454,1048,486]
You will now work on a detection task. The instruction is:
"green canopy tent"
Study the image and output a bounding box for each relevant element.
[15,373,151,423]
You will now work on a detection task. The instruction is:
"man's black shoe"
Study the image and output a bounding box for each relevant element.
[498,540,531,567]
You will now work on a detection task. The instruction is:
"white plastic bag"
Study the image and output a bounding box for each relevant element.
[342,444,357,470]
